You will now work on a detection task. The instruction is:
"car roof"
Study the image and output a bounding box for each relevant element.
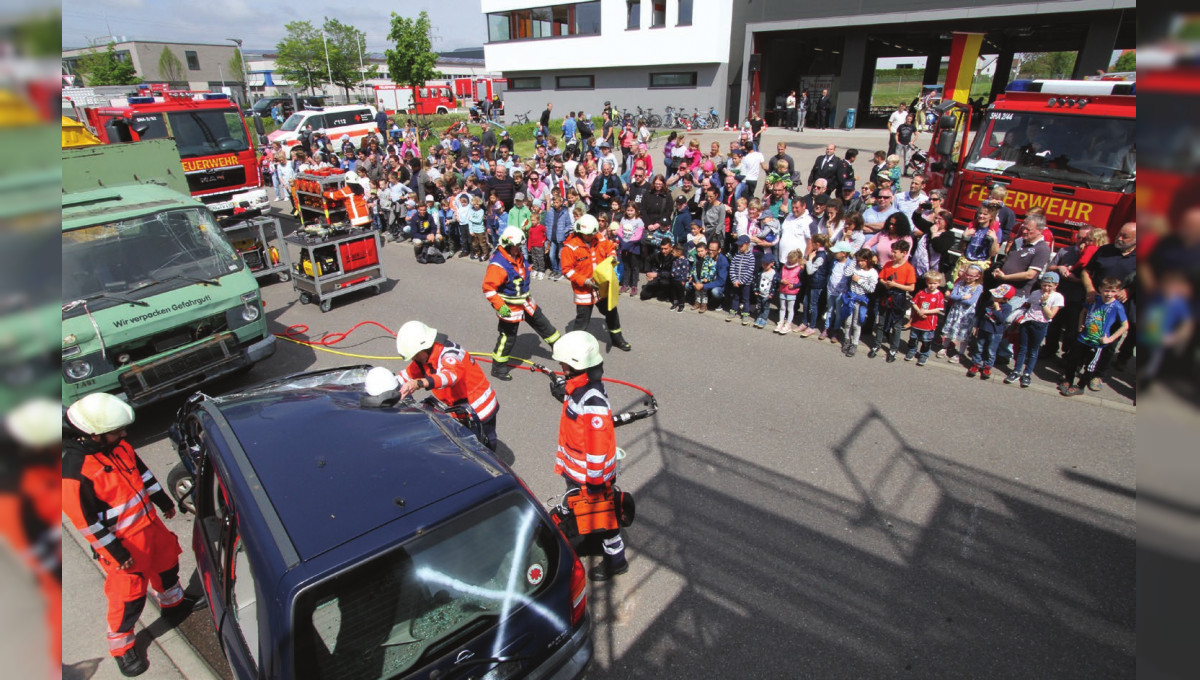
[205,368,504,562]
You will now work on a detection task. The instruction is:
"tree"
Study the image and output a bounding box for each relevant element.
[385,10,440,109]
[1014,51,1076,80]
[275,21,325,94]
[158,46,184,83]
[321,17,377,100]
[228,50,245,83]
[76,43,141,86]
[1112,50,1135,72]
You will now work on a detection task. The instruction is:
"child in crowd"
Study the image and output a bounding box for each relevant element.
[487,191,505,249]
[798,234,831,337]
[468,196,488,261]
[528,210,548,278]
[885,154,902,187]
[728,235,756,324]
[733,196,750,239]
[688,221,707,254]
[691,243,717,313]
[1138,270,1195,389]
[1006,271,1063,387]
[870,240,916,362]
[1058,277,1130,396]
[841,249,879,357]
[776,249,803,334]
[618,203,645,295]
[824,241,856,342]
[942,264,985,360]
[906,271,946,365]
[967,283,1018,379]
[454,192,473,258]
[669,243,691,312]
[753,251,779,329]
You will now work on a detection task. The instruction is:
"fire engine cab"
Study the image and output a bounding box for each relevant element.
[924,78,1136,244]
[373,84,457,116]
[73,89,269,220]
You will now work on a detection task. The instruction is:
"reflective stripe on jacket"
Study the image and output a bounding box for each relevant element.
[404,341,498,421]
[554,373,617,485]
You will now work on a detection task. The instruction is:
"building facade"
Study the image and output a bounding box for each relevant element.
[482,0,733,121]
[63,41,244,94]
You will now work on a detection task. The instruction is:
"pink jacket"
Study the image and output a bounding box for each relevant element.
[780,262,803,295]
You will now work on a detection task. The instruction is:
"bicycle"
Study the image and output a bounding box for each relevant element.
[417,121,434,141]
[645,108,663,129]
[513,111,532,125]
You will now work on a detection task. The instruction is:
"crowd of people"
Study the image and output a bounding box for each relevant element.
[261,109,1145,398]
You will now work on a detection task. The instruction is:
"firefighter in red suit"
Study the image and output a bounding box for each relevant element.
[560,215,632,351]
[62,393,193,677]
[482,226,562,381]
[550,331,629,582]
[389,320,502,450]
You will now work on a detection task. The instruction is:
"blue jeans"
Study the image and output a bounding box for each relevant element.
[971,329,1005,369]
[802,285,824,328]
[824,292,843,331]
[731,283,752,315]
[906,329,937,360]
[548,241,561,275]
[705,285,724,308]
[1012,320,1050,376]
[755,296,772,325]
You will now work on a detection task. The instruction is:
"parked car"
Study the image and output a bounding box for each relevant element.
[169,366,593,680]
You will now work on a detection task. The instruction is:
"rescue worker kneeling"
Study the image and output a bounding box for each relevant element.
[550,331,629,582]
[561,215,632,351]
[386,320,501,450]
[482,226,562,381]
[62,393,196,677]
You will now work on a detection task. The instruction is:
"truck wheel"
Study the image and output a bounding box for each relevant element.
[437,107,448,115]
[319,299,333,313]
[278,270,291,283]
[299,292,313,305]
[167,464,196,515]
[372,284,382,296]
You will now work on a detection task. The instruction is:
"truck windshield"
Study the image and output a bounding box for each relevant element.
[280,112,306,132]
[294,493,559,680]
[62,207,242,317]
[1138,92,1199,173]
[166,109,250,158]
[962,111,1135,190]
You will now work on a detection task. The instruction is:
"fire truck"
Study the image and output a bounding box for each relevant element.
[373,84,457,116]
[1134,67,1197,237]
[71,88,269,220]
[923,78,1136,244]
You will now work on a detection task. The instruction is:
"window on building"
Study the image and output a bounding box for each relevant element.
[649,72,698,88]
[508,77,542,91]
[651,1,666,28]
[185,50,200,70]
[556,75,594,90]
[627,1,641,30]
[486,2,601,43]
[678,0,693,26]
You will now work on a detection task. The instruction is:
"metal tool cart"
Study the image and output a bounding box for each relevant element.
[285,228,385,312]
[221,215,293,283]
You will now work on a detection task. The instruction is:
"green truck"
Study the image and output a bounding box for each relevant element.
[62,139,275,407]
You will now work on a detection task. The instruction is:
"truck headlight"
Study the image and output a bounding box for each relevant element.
[241,303,261,323]
[64,359,93,381]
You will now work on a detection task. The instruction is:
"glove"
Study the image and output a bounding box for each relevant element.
[550,376,568,402]
[497,303,512,318]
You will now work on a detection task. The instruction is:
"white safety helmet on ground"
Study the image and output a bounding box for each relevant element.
[66,392,134,436]
[574,214,599,235]
[5,398,62,449]
[364,367,401,396]
[499,226,526,247]
[551,331,603,371]
[395,320,438,360]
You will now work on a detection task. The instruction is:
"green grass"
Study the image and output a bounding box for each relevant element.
[869,67,993,107]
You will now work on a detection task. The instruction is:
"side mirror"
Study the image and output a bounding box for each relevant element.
[254,115,265,136]
[938,114,957,130]
[936,129,956,157]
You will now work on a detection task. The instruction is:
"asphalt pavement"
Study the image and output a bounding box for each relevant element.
[62,126,1135,679]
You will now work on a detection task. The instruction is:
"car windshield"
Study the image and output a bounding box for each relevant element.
[1138,92,1200,173]
[280,112,306,132]
[962,110,1135,191]
[62,207,242,316]
[294,493,559,680]
[165,109,250,158]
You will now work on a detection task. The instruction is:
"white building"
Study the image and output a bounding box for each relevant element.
[482,0,732,120]
[243,51,496,102]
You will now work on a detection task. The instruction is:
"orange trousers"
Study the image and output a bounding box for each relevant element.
[98,518,183,656]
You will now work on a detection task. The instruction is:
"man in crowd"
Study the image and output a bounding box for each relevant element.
[887,102,909,155]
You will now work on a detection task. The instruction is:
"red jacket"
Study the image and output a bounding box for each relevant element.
[555,373,617,486]
[404,340,498,421]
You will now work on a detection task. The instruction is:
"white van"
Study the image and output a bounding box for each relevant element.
[267,104,380,149]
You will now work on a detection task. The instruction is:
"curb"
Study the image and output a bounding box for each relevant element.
[64,522,222,680]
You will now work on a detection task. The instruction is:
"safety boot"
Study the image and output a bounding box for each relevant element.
[115,647,148,677]
[610,333,632,352]
[589,558,629,582]
[491,361,513,381]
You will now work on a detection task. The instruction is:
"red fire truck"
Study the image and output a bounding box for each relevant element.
[924,78,1136,244]
[373,84,457,116]
[1135,67,1196,237]
[72,88,269,220]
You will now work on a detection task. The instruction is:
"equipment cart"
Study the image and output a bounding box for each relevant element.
[285,229,386,312]
[221,215,293,283]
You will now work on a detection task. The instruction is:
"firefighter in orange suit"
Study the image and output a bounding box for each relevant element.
[388,320,502,450]
[550,331,628,582]
[482,226,562,381]
[62,393,193,677]
[560,215,632,351]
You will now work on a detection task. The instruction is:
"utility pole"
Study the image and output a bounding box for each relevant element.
[226,38,250,106]
[322,31,334,99]
[357,34,367,103]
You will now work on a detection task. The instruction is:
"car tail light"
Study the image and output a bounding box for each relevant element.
[569,555,587,626]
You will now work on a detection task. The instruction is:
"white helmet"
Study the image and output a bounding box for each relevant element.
[395,320,437,360]
[66,392,134,436]
[499,226,525,247]
[364,367,400,396]
[574,214,599,235]
[551,331,602,371]
[5,398,62,449]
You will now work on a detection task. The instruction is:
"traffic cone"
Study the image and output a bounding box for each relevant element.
[724,121,731,131]
[685,120,692,131]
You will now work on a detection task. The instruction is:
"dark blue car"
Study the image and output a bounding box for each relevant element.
[170,367,592,680]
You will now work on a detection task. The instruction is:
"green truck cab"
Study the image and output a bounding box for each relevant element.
[62,139,275,407]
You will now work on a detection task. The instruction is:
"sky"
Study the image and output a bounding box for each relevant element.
[61,0,489,55]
